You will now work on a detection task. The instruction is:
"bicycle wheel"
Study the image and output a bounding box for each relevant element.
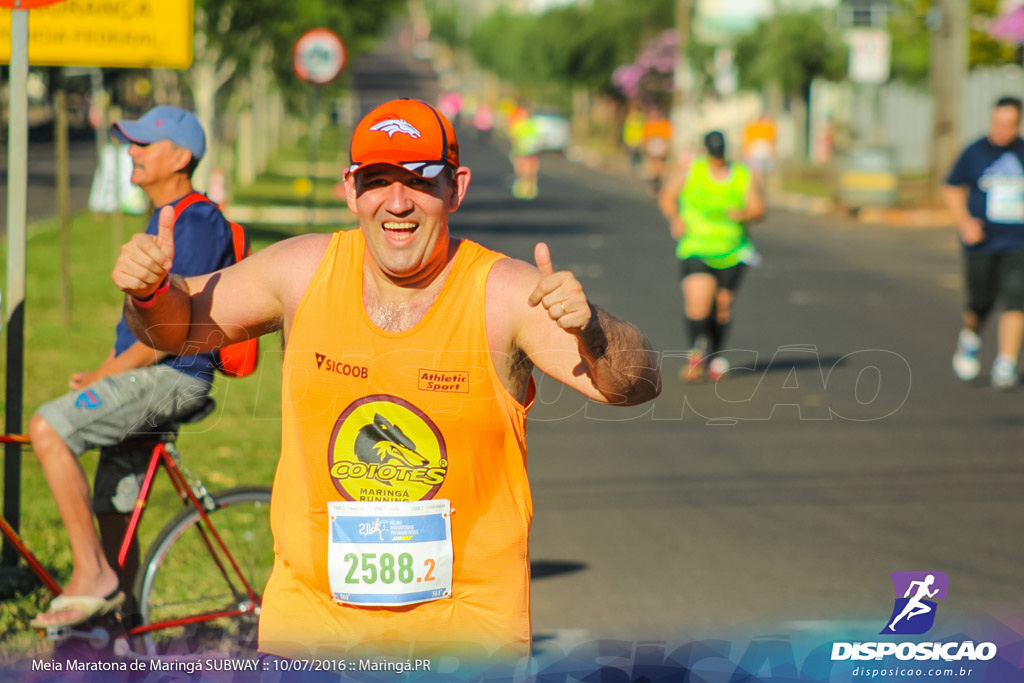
[132,486,273,656]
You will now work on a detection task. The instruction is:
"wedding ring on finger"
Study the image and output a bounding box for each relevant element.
[554,301,567,317]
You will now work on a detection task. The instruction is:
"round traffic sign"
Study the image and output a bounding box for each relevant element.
[293,28,346,85]
[0,0,66,7]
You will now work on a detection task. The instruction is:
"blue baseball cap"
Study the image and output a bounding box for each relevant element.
[111,106,206,161]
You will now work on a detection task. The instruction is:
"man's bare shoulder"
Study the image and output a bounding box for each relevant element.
[487,255,538,294]
[257,232,333,262]
[484,256,541,349]
[249,232,333,306]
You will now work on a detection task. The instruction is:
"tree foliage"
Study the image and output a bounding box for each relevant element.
[262,0,406,105]
[453,0,673,107]
[195,0,293,75]
[428,0,1024,113]
[180,0,403,186]
[192,0,405,112]
[888,0,1019,86]
[733,8,847,102]
[612,30,677,113]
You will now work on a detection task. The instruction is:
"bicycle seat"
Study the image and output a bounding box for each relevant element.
[119,397,218,446]
[177,397,217,425]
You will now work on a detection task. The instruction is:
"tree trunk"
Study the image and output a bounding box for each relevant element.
[792,92,808,162]
[572,87,591,148]
[190,61,217,192]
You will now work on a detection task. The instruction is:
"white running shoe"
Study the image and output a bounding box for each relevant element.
[707,357,730,381]
[952,329,981,382]
[991,357,1018,390]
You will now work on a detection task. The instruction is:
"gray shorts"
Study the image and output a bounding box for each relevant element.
[36,364,211,514]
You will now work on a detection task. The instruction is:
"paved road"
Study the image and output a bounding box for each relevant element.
[349,44,1023,668]
[0,131,97,235]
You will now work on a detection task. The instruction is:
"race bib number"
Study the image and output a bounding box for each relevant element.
[327,499,453,607]
[986,181,1024,223]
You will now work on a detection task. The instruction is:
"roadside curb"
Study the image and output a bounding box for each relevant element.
[853,205,954,228]
[225,204,353,226]
[767,191,835,216]
[767,189,954,228]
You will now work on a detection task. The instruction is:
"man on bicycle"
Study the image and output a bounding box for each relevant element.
[30,106,237,629]
[111,98,661,667]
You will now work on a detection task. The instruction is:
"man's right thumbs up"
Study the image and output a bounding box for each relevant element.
[112,204,176,299]
[155,204,176,268]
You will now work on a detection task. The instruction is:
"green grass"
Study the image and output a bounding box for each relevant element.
[232,127,356,222]
[0,125,357,659]
[232,172,349,208]
[270,123,348,166]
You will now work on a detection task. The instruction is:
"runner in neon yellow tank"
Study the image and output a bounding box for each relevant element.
[658,130,765,382]
[678,156,756,268]
[509,107,542,199]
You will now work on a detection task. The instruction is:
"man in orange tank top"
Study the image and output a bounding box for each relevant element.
[112,98,661,670]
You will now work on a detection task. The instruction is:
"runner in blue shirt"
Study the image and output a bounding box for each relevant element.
[944,96,1024,389]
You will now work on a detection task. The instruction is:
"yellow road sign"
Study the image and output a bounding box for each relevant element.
[0,0,193,68]
[840,170,898,192]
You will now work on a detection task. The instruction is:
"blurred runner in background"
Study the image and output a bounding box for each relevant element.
[623,104,646,177]
[945,95,1024,390]
[509,106,542,200]
[474,101,495,144]
[741,110,777,185]
[642,108,672,196]
[659,130,765,382]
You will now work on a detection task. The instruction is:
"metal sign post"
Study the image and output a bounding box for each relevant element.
[293,28,346,227]
[2,5,30,567]
[1,0,71,574]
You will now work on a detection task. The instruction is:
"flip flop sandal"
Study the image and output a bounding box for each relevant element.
[29,590,125,629]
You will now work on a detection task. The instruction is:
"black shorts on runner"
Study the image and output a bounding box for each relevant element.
[964,250,1024,315]
[679,257,747,292]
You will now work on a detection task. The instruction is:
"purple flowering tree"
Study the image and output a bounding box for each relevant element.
[612,29,678,112]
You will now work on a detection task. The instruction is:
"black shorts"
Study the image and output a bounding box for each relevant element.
[964,250,1024,314]
[679,258,747,292]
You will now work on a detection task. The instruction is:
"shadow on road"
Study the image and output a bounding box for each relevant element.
[530,560,587,581]
[748,354,848,374]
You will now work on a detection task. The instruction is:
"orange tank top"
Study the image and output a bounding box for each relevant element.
[259,230,534,661]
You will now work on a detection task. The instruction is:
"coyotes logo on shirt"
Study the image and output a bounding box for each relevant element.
[328,394,448,502]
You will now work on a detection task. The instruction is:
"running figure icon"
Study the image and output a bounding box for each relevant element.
[887,574,939,632]
[359,518,386,541]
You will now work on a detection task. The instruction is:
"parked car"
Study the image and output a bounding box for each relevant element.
[532,112,571,153]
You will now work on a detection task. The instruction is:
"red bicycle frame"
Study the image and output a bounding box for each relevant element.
[0,433,262,637]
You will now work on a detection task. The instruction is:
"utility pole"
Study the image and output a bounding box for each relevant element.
[928,0,967,199]
[672,0,694,158]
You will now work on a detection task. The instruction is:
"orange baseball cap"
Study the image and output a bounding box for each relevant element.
[346,98,460,179]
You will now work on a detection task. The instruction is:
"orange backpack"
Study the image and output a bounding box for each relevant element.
[173,193,259,378]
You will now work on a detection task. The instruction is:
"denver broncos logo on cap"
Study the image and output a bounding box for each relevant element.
[346,99,459,179]
[369,119,422,139]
